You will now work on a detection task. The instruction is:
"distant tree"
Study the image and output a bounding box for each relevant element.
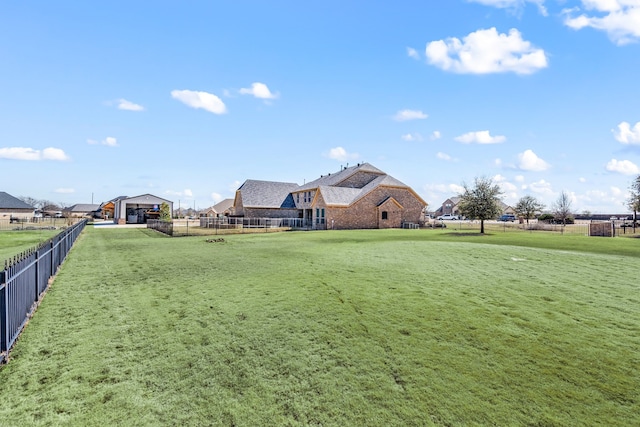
[17,196,39,208]
[41,201,61,212]
[628,175,640,225]
[160,202,172,221]
[457,176,503,234]
[514,195,545,226]
[552,191,573,226]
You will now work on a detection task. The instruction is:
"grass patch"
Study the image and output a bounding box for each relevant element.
[0,229,61,263]
[1,228,638,425]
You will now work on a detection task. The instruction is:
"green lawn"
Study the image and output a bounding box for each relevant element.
[1,227,638,426]
[0,229,62,264]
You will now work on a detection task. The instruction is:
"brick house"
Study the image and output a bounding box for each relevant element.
[202,198,234,218]
[0,191,34,220]
[435,196,515,218]
[233,163,426,229]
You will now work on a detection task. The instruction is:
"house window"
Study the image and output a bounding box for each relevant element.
[381,211,388,220]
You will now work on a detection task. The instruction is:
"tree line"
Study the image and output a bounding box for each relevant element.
[456,174,640,234]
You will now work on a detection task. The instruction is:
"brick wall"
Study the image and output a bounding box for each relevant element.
[322,186,424,230]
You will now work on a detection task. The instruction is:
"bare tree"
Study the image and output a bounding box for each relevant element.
[458,176,503,234]
[17,196,39,208]
[515,195,545,226]
[553,191,573,226]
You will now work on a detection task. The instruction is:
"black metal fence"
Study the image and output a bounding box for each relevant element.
[0,219,87,364]
[147,217,313,237]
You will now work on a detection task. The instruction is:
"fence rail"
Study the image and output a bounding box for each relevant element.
[1,219,87,364]
[148,217,313,237]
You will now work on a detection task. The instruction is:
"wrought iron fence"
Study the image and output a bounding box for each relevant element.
[148,217,313,237]
[0,219,87,364]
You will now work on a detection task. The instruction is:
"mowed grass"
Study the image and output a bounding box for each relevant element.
[0,227,638,426]
[0,229,62,263]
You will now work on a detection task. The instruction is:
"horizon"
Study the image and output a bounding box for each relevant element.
[1,1,639,214]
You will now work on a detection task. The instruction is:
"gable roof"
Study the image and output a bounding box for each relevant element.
[121,194,173,204]
[210,198,234,213]
[317,173,424,207]
[236,163,426,211]
[298,162,385,191]
[237,180,299,208]
[65,204,100,212]
[0,192,34,209]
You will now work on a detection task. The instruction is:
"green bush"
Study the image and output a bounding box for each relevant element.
[538,213,554,222]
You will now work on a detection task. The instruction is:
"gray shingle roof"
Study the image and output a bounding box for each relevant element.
[318,174,413,206]
[298,162,384,191]
[236,163,425,210]
[0,192,34,209]
[210,198,234,213]
[238,180,300,208]
[66,204,100,212]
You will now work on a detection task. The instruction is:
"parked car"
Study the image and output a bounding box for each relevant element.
[498,214,516,222]
[437,214,459,220]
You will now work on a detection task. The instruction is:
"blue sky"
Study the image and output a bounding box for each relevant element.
[2,1,640,214]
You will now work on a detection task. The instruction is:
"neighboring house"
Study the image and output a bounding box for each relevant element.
[434,197,462,218]
[435,196,515,218]
[499,201,516,216]
[64,203,101,218]
[203,198,234,217]
[0,191,34,220]
[99,195,127,221]
[110,194,174,225]
[233,163,427,229]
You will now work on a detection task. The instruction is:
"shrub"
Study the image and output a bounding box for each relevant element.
[538,213,554,223]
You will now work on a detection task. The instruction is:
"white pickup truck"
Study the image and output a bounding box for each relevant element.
[437,214,459,220]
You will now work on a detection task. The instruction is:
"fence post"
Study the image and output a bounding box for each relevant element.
[34,248,40,301]
[1,269,7,356]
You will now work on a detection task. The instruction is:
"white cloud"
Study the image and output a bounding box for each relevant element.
[88,137,118,147]
[469,0,548,16]
[326,146,359,162]
[422,183,465,206]
[407,47,420,60]
[527,179,555,196]
[402,133,422,141]
[171,89,227,115]
[579,177,587,183]
[117,99,144,111]
[229,181,241,192]
[606,158,640,175]
[393,109,428,121]
[0,146,70,161]
[455,130,506,144]
[515,175,525,182]
[210,192,223,203]
[518,149,550,171]
[425,27,548,74]
[430,130,442,140]
[239,82,278,100]
[613,121,640,144]
[165,189,194,198]
[563,1,640,45]
[436,152,453,161]
[55,188,75,194]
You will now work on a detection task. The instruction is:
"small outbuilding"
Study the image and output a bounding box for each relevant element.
[112,194,173,225]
